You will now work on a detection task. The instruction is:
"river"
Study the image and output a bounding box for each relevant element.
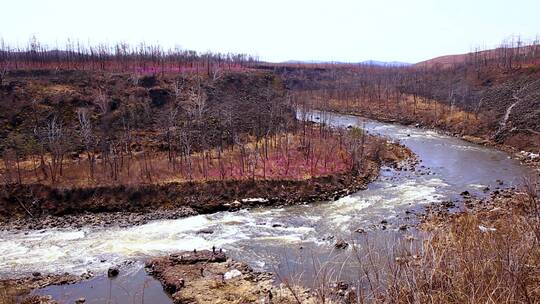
[0,111,533,303]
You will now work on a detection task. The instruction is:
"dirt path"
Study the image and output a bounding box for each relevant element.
[493,80,540,140]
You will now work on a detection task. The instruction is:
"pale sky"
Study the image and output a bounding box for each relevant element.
[1,0,539,63]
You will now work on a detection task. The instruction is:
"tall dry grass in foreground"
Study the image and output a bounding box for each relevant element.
[283,180,540,303]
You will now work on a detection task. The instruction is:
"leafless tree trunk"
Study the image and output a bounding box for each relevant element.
[44,116,66,184]
[77,109,95,180]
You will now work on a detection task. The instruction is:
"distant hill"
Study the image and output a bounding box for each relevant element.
[360,60,411,67]
[280,60,411,66]
[415,53,472,68]
[415,44,540,68]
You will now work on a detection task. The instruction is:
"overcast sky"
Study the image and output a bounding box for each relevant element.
[1,0,539,63]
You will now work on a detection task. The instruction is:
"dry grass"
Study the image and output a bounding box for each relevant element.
[302,92,492,138]
[279,180,540,303]
[0,281,23,304]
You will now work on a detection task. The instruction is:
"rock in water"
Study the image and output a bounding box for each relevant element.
[354,228,366,233]
[224,269,242,280]
[107,267,119,278]
[334,239,349,249]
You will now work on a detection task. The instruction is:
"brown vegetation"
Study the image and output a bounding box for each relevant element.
[0,138,411,225]
[288,181,540,304]
[297,90,492,138]
[0,37,258,75]
[416,37,540,69]
[1,126,384,188]
[272,39,540,152]
[0,57,416,225]
[0,69,292,186]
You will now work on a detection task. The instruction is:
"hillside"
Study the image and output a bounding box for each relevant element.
[415,44,540,68]
[0,70,289,154]
[266,43,540,153]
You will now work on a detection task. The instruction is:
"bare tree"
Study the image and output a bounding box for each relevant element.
[178,124,194,180]
[344,126,366,174]
[44,116,66,184]
[95,90,110,115]
[188,78,207,119]
[173,80,183,101]
[0,67,6,86]
[77,108,96,180]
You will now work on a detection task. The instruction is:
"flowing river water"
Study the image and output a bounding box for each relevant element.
[0,111,534,303]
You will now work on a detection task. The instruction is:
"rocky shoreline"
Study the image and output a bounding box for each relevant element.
[1,272,88,304]
[417,187,528,230]
[3,183,528,304]
[7,187,518,304]
[146,250,314,304]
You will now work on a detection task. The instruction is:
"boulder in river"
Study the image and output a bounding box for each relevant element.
[354,228,366,233]
[107,267,119,278]
[334,239,349,249]
[196,229,214,235]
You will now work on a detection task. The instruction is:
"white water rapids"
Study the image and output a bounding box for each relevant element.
[0,111,532,278]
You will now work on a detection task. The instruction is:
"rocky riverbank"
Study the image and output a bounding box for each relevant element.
[3,250,314,304]
[146,250,314,304]
[418,186,536,231]
[1,273,87,304]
